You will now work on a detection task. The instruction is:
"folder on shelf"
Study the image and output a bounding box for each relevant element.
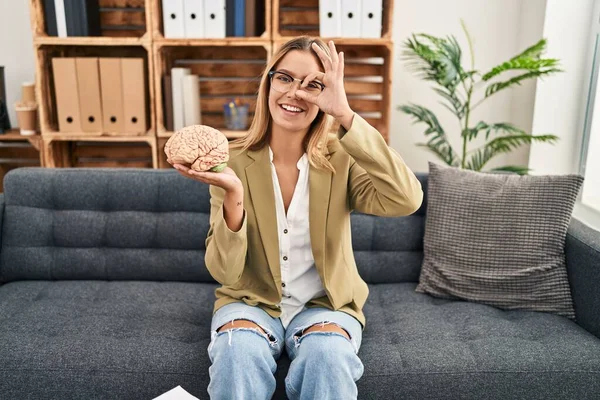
[99,58,124,133]
[204,0,226,38]
[44,0,58,36]
[121,58,147,134]
[183,0,204,38]
[182,74,202,127]
[245,0,256,37]
[53,0,68,37]
[225,0,235,37]
[75,57,103,132]
[52,58,82,132]
[319,0,341,38]
[163,0,186,38]
[171,67,191,131]
[163,75,174,131]
[361,0,382,38]
[234,0,245,37]
[64,0,101,36]
[341,0,361,38]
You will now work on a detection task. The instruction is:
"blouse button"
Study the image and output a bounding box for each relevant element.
[283,256,288,261]
[283,229,288,234]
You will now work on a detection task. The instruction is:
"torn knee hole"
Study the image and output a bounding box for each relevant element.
[298,322,351,341]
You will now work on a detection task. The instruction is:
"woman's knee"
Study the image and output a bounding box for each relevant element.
[209,319,278,363]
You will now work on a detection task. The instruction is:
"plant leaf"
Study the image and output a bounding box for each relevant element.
[484,68,562,98]
[402,33,465,89]
[481,38,556,81]
[417,142,460,167]
[466,133,558,171]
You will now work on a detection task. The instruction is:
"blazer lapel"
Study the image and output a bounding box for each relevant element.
[309,152,333,284]
[246,146,281,290]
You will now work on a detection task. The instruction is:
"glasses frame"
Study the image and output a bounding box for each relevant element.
[268,70,325,93]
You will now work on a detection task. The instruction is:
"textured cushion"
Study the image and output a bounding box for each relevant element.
[416,162,583,319]
[2,281,599,400]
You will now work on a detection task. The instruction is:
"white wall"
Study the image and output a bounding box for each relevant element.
[528,0,596,175]
[391,0,547,173]
[0,0,35,128]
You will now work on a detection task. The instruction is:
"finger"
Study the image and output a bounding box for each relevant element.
[296,90,319,105]
[338,51,345,77]
[301,71,325,88]
[329,41,339,65]
[311,42,332,72]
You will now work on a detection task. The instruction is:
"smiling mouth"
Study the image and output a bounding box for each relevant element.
[279,104,304,114]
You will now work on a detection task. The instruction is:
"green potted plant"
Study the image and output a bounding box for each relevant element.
[399,21,561,174]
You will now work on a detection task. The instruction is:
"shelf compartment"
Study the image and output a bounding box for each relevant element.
[29,0,151,41]
[273,0,393,40]
[35,44,155,138]
[154,42,270,135]
[273,40,393,142]
[42,135,157,168]
[151,0,270,41]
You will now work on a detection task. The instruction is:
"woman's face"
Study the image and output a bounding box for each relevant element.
[268,49,323,134]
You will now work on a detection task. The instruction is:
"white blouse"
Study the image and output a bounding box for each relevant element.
[269,147,326,329]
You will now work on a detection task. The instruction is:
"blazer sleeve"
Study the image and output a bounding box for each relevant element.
[204,184,249,286]
[338,114,424,217]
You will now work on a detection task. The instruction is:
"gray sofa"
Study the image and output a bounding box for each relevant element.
[1,167,599,400]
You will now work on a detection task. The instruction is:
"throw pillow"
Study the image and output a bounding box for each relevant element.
[416,162,584,319]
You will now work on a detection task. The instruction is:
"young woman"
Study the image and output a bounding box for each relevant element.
[171,36,423,400]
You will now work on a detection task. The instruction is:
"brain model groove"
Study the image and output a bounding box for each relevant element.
[164,125,229,172]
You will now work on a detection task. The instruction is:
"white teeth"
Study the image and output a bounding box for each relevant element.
[281,104,302,113]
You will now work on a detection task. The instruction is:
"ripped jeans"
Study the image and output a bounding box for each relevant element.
[206,302,364,400]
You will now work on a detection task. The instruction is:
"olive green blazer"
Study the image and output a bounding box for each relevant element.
[205,114,423,329]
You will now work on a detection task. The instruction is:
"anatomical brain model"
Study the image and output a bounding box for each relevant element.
[164,125,229,172]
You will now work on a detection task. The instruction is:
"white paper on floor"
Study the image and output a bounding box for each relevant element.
[152,385,199,400]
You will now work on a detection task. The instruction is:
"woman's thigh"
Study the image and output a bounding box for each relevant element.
[284,307,363,360]
[208,302,286,359]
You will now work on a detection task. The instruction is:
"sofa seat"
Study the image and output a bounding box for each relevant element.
[2,280,599,399]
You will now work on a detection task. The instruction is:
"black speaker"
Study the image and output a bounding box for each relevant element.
[0,66,12,134]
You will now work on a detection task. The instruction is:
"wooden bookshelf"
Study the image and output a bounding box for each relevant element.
[25,0,394,172]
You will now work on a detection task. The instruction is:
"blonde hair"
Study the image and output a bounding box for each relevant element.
[230,36,337,174]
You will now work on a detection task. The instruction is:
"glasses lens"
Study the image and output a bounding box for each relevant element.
[270,71,323,93]
[271,72,292,93]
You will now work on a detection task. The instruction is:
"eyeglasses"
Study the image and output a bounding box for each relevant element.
[268,70,325,94]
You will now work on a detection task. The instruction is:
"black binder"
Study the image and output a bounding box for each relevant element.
[43,0,58,36]
[64,0,101,36]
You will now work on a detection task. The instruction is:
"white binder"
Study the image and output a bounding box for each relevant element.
[204,0,226,38]
[341,0,361,38]
[182,74,202,126]
[319,0,341,38]
[163,0,186,38]
[183,0,204,38]
[53,0,67,37]
[171,67,191,131]
[361,0,382,38]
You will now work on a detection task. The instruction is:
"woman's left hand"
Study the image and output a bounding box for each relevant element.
[296,40,354,127]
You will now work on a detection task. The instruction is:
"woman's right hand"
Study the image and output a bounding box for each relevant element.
[171,161,243,194]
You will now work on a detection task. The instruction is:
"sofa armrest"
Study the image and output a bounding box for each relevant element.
[565,217,600,338]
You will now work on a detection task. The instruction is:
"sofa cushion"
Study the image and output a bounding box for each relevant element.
[0,168,215,283]
[416,162,583,319]
[358,283,600,399]
[1,281,599,400]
